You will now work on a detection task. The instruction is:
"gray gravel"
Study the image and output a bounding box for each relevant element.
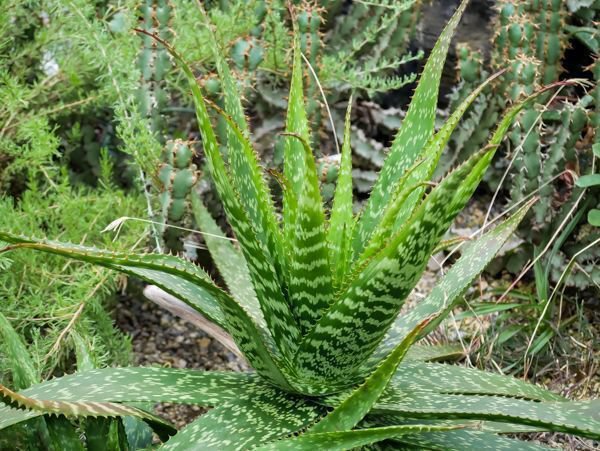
[117,295,245,428]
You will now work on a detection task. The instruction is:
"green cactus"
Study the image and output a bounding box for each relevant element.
[136,0,173,141]
[157,140,198,253]
[136,1,201,254]
[441,0,599,290]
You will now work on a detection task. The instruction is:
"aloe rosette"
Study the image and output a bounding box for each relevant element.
[1,1,598,448]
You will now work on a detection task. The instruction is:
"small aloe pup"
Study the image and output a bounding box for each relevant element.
[1,1,599,448]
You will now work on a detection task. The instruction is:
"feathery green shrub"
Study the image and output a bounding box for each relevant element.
[1,1,598,448]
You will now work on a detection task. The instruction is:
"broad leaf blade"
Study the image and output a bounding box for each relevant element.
[354,0,469,254]
[310,318,432,433]
[257,425,461,451]
[0,368,259,430]
[0,384,173,436]
[295,146,498,383]
[160,384,323,450]
[372,391,600,440]
[366,199,535,369]
[392,429,552,450]
[389,361,563,402]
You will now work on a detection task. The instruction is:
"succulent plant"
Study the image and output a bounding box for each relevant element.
[1,1,598,448]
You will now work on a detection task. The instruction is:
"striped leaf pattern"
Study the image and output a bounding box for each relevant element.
[205,27,286,288]
[365,199,535,369]
[1,3,594,448]
[294,147,499,383]
[353,0,469,254]
[385,70,504,237]
[309,318,431,433]
[285,38,334,333]
[327,99,355,288]
[161,35,301,361]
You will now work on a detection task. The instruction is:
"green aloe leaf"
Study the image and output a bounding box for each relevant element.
[356,70,503,260]
[355,159,427,265]
[371,391,600,440]
[284,37,334,333]
[150,30,301,362]
[190,195,262,326]
[575,174,600,187]
[368,415,545,434]
[392,429,552,450]
[354,0,469,253]
[0,383,173,438]
[366,199,534,368]
[160,385,323,450]
[0,312,38,390]
[0,368,260,430]
[388,362,563,402]
[327,98,355,288]
[0,231,227,328]
[589,208,600,226]
[404,344,464,362]
[200,16,286,288]
[0,233,292,385]
[310,317,432,433]
[258,425,461,451]
[295,145,498,384]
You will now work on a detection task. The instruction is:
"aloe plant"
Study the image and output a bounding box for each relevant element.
[1,1,599,448]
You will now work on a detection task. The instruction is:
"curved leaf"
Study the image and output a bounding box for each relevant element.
[354,0,469,254]
[388,361,563,402]
[160,384,323,450]
[0,232,291,386]
[372,391,600,440]
[392,429,552,450]
[258,425,461,451]
[0,368,259,430]
[284,38,334,333]
[0,383,173,438]
[365,199,534,369]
